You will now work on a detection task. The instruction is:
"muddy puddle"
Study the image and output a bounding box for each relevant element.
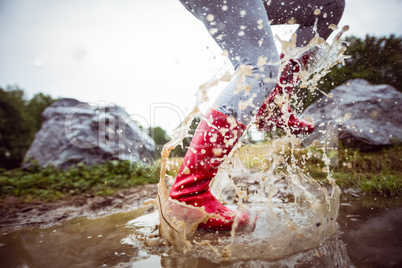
[0,193,401,268]
[337,194,402,267]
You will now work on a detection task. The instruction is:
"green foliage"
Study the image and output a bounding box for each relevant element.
[27,92,55,132]
[171,116,201,157]
[147,119,201,159]
[332,144,402,196]
[0,160,159,202]
[295,34,402,110]
[0,87,35,169]
[148,126,171,159]
[0,86,56,169]
[305,144,402,196]
[235,141,401,196]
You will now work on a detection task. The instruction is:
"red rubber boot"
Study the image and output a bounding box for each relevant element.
[169,108,251,231]
[255,55,314,135]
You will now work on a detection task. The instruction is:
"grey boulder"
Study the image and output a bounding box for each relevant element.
[301,79,402,150]
[23,98,155,169]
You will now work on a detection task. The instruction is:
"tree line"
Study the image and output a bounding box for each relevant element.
[0,86,56,169]
[295,34,402,110]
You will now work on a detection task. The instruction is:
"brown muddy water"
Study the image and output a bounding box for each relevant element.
[0,193,401,268]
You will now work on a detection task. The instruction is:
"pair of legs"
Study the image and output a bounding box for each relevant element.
[181,0,345,125]
[169,0,345,230]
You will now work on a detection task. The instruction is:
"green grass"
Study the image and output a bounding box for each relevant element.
[0,160,159,202]
[235,141,402,197]
[1,144,401,202]
[331,144,402,196]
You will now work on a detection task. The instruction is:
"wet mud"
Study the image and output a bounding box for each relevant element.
[0,184,157,231]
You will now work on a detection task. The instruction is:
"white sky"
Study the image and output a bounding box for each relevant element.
[0,0,401,134]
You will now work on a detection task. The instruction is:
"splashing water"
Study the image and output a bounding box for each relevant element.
[133,27,350,263]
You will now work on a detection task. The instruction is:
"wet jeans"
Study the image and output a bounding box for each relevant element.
[179,0,345,125]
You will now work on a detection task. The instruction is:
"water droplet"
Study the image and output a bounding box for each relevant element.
[209,28,218,35]
[183,167,190,175]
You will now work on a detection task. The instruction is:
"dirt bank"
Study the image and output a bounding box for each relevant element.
[0,184,157,231]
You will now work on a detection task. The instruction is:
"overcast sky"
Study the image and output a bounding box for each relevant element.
[0,0,401,134]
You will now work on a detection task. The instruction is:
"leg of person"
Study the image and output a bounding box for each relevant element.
[179,0,280,75]
[255,0,346,134]
[170,0,280,231]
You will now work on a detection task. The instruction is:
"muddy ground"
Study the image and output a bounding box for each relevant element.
[0,184,158,231]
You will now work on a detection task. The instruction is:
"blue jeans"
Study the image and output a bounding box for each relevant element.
[180,0,345,125]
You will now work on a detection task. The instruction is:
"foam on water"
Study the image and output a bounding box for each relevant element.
[129,27,350,263]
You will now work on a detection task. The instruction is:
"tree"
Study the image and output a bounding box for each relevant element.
[147,117,201,158]
[171,116,201,157]
[0,87,33,169]
[148,126,171,159]
[0,86,56,169]
[27,93,56,132]
[295,34,402,110]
